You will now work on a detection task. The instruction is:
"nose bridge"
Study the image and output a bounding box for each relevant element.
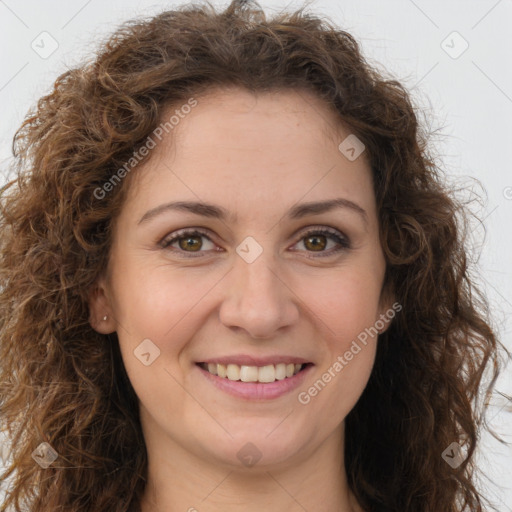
[218,240,298,338]
[239,250,278,298]
[235,234,279,293]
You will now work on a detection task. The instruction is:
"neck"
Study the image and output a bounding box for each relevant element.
[139,415,361,512]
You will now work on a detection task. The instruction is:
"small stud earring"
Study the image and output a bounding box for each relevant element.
[102,315,108,321]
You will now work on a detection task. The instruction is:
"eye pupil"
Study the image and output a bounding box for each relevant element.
[179,236,202,251]
[305,235,326,251]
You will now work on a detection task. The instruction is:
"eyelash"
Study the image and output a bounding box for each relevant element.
[160,226,351,258]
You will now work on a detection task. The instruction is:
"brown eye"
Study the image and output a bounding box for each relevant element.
[293,227,350,257]
[161,229,217,256]
[304,234,327,251]
[178,234,203,251]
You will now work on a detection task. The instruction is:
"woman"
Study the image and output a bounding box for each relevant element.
[0,0,506,510]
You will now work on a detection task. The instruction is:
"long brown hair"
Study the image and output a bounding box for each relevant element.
[0,1,506,510]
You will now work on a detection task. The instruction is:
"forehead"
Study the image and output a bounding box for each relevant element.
[122,87,375,223]
[171,86,349,150]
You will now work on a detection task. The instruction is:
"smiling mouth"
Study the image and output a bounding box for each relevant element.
[197,362,311,383]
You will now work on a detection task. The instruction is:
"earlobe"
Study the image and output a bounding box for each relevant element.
[376,311,392,335]
[377,285,398,335]
[87,279,115,334]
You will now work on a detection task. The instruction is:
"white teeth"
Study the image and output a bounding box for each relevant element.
[217,363,227,378]
[240,365,259,382]
[258,365,275,383]
[203,362,305,382]
[275,363,286,380]
[226,364,240,381]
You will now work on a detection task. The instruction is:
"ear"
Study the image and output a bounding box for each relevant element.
[376,282,399,335]
[87,277,116,334]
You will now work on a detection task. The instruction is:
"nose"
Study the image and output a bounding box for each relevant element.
[218,248,300,339]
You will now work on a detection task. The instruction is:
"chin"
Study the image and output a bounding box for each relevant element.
[192,425,308,471]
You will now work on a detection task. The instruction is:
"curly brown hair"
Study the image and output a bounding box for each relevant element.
[0,1,506,510]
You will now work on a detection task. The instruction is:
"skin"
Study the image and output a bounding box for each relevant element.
[89,86,393,512]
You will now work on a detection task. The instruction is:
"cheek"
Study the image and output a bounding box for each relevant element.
[110,268,208,418]
[110,265,227,405]
[112,260,222,341]
[302,264,384,348]
[293,265,382,413]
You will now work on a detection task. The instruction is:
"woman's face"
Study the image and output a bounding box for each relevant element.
[89,87,391,471]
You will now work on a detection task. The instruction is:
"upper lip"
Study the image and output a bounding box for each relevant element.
[198,355,312,366]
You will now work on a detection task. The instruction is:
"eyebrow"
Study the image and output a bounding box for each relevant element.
[138,198,368,225]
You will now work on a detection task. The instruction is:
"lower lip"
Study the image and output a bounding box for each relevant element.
[196,364,313,401]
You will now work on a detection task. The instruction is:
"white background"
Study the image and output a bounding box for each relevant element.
[0,0,511,510]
